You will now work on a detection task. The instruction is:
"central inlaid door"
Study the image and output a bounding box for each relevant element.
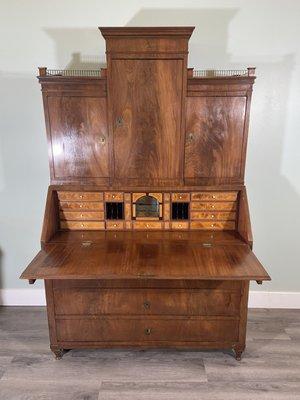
[110,59,184,185]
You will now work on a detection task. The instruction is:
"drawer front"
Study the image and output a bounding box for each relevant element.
[191,212,236,221]
[191,192,238,201]
[190,202,237,211]
[56,317,239,343]
[106,221,125,230]
[54,288,240,316]
[171,193,190,202]
[190,221,235,230]
[170,221,189,230]
[60,211,104,221]
[60,221,105,230]
[58,191,103,201]
[133,221,163,230]
[105,192,124,202]
[59,202,104,211]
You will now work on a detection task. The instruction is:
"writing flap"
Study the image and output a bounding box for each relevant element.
[20,240,270,281]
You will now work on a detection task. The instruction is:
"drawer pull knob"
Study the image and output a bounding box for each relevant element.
[211,205,215,208]
[143,301,151,309]
[179,195,182,199]
[80,205,83,208]
[211,215,215,218]
[81,223,84,227]
[212,195,216,199]
[178,224,182,227]
[112,195,115,198]
[144,328,152,335]
[113,224,117,227]
[146,224,149,227]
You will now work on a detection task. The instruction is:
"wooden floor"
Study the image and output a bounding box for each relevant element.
[0,307,299,400]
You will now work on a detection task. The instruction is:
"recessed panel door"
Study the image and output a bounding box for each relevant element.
[48,96,109,181]
[110,59,183,184]
[184,97,247,183]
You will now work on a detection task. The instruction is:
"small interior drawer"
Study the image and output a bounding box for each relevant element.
[105,192,124,202]
[190,221,236,230]
[60,211,104,221]
[190,202,237,211]
[133,221,163,230]
[191,211,236,221]
[170,221,189,230]
[59,202,104,211]
[171,193,190,202]
[106,221,125,230]
[60,221,105,230]
[191,192,238,201]
[57,191,103,201]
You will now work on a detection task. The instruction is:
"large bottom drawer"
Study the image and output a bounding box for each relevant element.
[53,288,240,316]
[56,317,239,343]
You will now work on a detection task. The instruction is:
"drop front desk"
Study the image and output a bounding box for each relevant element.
[20,27,270,360]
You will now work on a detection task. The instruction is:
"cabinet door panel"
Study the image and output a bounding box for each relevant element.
[111,59,183,183]
[184,97,246,181]
[48,96,109,179]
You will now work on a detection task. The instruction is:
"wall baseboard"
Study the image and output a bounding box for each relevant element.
[0,289,299,308]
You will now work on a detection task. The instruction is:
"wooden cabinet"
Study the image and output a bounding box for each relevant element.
[20,27,270,362]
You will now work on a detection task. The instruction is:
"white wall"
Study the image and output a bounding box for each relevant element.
[0,0,299,299]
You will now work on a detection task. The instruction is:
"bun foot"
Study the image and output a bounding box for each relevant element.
[51,347,69,360]
[233,347,244,361]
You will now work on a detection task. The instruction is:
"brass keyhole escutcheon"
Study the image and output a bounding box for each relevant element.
[144,328,151,335]
[116,116,123,127]
[187,132,194,142]
[143,301,151,309]
[99,136,106,145]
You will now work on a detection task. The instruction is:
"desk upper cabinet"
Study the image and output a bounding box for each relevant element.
[38,71,109,185]
[184,70,255,185]
[101,27,193,186]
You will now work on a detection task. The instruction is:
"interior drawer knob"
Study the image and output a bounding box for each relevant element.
[144,328,152,335]
[143,301,151,309]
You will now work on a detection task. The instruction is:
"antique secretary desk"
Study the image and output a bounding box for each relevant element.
[20,27,270,360]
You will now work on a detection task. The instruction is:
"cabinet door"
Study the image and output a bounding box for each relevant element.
[47,96,109,182]
[184,97,247,184]
[110,59,183,184]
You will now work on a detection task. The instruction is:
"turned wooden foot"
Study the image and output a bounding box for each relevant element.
[233,347,244,361]
[51,348,69,360]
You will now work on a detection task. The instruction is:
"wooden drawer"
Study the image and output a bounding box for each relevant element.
[190,221,236,230]
[58,191,103,201]
[56,317,239,343]
[105,192,124,201]
[191,211,236,221]
[191,202,236,211]
[191,192,238,201]
[170,221,189,230]
[171,193,190,202]
[59,202,104,211]
[54,288,240,316]
[133,221,163,230]
[60,211,104,221]
[60,221,105,230]
[106,221,125,230]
